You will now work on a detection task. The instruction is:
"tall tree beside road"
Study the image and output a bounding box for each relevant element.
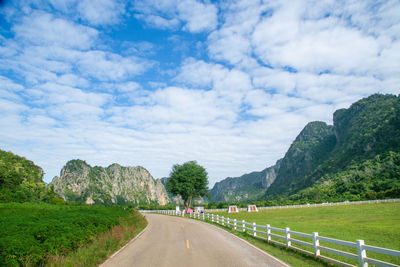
[166,161,209,210]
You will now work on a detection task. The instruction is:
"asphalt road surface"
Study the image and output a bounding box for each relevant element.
[101,213,290,267]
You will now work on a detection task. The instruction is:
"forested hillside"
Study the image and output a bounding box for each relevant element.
[268,94,400,201]
[0,150,60,203]
[266,121,336,196]
[210,94,400,203]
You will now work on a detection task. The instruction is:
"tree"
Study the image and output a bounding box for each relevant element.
[166,161,209,210]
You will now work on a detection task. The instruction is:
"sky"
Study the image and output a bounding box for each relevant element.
[0,0,399,187]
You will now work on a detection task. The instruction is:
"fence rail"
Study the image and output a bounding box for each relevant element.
[144,209,400,267]
[204,198,400,212]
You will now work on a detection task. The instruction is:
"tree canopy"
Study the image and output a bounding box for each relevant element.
[166,161,209,209]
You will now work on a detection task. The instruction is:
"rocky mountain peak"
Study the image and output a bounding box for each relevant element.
[51,160,169,205]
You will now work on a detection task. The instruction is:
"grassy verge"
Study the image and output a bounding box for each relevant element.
[0,203,147,266]
[208,202,400,266]
[48,211,147,267]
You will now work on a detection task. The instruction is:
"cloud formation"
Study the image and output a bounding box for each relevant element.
[0,0,399,187]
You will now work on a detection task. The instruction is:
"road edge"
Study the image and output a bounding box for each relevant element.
[176,215,291,267]
[99,213,149,266]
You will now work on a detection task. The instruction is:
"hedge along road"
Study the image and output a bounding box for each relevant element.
[101,213,289,267]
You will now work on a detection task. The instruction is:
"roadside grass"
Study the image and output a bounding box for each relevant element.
[209,202,400,266]
[0,203,147,266]
[48,211,147,267]
[202,220,332,267]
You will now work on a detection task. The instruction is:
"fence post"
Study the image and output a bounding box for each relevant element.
[217,215,219,224]
[212,214,214,222]
[222,216,225,226]
[357,240,368,267]
[234,219,237,230]
[312,232,320,257]
[227,217,230,227]
[266,224,271,242]
[285,227,291,247]
[242,220,245,232]
[203,213,205,220]
[253,222,256,237]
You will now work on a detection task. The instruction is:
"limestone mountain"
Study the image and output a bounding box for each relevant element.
[281,93,400,201]
[266,121,336,195]
[210,161,281,202]
[210,94,400,202]
[51,160,169,205]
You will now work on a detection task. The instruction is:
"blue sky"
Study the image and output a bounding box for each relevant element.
[1,0,399,186]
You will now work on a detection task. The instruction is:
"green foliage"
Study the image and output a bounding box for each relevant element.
[166,161,209,208]
[65,159,90,173]
[266,121,336,196]
[0,203,134,266]
[264,94,400,201]
[137,203,177,210]
[0,149,64,204]
[288,151,400,202]
[50,211,147,267]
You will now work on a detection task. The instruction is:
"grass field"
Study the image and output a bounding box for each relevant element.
[0,203,147,266]
[210,202,400,266]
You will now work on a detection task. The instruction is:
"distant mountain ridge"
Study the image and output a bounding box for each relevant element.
[51,160,169,205]
[210,94,400,202]
[210,161,281,202]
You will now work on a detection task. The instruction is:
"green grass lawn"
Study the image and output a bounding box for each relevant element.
[209,202,400,266]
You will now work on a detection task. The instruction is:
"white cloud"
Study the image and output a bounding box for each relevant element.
[1,0,400,188]
[177,0,218,33]
[57,74,89,88]
[207,0,264,66]
[115,81,141,93]
[133,0,217,33]
[177,58,252,92]
[252,16,379,74]
[13,11,98,50]
[77,0,125,26]
[134,14,180,30]
[76,50,152,81]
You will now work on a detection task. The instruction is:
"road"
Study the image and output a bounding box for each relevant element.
[101,213,290,267]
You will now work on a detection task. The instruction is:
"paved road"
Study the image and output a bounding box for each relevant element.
[101,213,289,267]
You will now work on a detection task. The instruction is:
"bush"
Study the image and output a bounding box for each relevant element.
[0,203,133,266]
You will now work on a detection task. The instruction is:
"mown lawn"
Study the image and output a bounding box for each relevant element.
[0,203,147,266]
[210,202,400,265]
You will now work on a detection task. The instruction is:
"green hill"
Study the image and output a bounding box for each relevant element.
[267,94,400,201]
[0,150,59,203]
[210,94,400,203]
[210,161,281,202]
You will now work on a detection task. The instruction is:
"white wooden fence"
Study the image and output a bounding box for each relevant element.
[204,198,400,212]
[147,209,400,267]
